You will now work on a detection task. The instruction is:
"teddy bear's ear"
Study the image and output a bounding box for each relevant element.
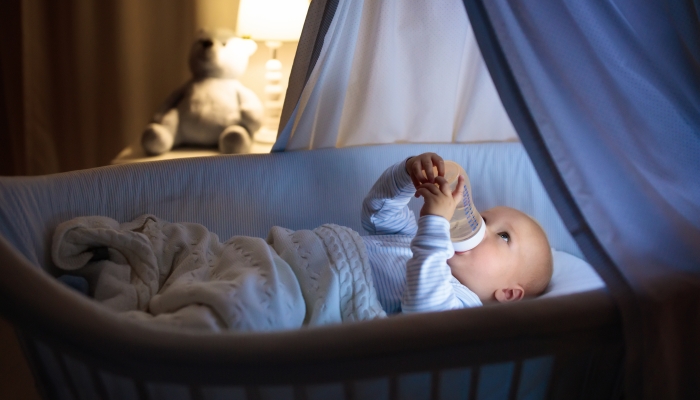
[240,38,258,56]
[195,28,210,39]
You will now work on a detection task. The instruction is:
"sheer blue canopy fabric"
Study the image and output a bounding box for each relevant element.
[464,0,700,398]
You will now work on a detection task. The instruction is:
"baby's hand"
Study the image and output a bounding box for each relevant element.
[416,175,465,220]
[406,152,445,196]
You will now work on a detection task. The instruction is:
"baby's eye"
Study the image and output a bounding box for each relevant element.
[498,232,510,243]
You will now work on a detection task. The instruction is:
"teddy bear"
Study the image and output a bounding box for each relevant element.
[141,29,263,155]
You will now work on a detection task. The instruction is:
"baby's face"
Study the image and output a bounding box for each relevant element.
[447,206,549,303]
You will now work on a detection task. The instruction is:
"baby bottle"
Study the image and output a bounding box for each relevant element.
[437,161,486,252]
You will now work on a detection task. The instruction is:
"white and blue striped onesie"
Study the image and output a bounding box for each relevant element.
[361,160,482,314]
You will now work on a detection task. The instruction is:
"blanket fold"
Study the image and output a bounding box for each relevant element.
[52,215,385,332]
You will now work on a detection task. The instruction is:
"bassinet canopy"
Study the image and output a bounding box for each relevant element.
[276,0,700,398]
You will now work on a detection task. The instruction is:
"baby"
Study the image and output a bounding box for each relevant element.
[53,151,553,331]
[362,152,553,314]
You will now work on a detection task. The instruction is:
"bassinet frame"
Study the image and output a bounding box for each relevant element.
[2,240,622,399]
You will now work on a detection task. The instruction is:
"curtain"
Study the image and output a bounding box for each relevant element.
[0,0,27,176]
[464,1,700,398]
[279,0,700,397]
[0,0,196,175]
[275,0,517,151]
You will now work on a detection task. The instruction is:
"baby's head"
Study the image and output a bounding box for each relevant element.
[448,206,553,304]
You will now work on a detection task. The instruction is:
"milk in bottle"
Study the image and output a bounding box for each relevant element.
[438,161,486,252]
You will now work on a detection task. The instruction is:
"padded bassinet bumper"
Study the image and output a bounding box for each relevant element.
[0,143,623,399]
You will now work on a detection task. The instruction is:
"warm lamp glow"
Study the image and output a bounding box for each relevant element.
[236,0,309,144]
[236,0,309,42]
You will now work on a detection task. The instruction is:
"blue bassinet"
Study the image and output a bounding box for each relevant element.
[0,142,621,399]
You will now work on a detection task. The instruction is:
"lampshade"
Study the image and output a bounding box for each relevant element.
[236,0,309,42]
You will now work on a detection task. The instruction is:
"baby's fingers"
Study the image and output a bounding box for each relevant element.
[415,187,432,200]
[416,182,441,198]
[435,176,451,196]
[410,159,429,182]
[452,175,465,202]
[421,158,435,183]
[431,154,445,178]
[409,173,422,196]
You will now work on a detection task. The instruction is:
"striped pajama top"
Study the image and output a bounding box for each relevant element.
[360,160,482,314]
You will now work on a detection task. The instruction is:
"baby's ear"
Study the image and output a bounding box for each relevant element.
[494,286,524,303]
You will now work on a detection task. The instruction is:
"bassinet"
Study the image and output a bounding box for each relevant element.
[0,142,623,399]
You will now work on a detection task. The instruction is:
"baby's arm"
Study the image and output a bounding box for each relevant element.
[402,163,477,313]
[361,159,418,236]
[402,215,463,312]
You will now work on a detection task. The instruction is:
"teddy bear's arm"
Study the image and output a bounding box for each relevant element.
[236,83,264,134]
[151,82,191,124]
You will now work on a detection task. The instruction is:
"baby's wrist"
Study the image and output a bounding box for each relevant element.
[395,158,416,188]
[419,208,450,220]
[404,156,415,174]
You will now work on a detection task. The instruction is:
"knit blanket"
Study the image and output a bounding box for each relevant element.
[52,215,386,332]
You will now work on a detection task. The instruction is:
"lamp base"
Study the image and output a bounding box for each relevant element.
[258,41,284,145]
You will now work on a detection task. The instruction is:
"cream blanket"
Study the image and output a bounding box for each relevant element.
[52,215,386,332]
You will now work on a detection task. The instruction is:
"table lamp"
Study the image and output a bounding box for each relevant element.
[237,0,309,144]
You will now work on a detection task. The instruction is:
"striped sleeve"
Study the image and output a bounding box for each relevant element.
[361,159,418,236]
[402,215,482,313]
